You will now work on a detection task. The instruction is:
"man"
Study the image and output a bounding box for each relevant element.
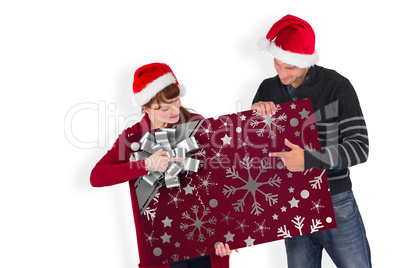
[252,15,371,267]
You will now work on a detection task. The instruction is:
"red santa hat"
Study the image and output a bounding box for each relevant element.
[132,62,186,106]
[257,14,319,68]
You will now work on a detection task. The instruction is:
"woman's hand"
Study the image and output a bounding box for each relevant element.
[251,101,276,118]
[144,151,185,172]
[215,243,238,257]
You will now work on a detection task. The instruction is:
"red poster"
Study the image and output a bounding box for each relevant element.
[126,99,336,265]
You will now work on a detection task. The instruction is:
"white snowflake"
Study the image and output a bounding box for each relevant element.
[253,219,269,236]
[237,137,253,152]
[143,192,160,222]
[144,230,158,246]
[277,225,292,238]
[191,148,206,158]
[210,147,228,164]
[171,254,180,262]
[250,110,287,138]
[309,170,326,190]
[218,117,232,132]
[303,168,313,176]
[222,157,281,215]
[236,219,249,233]
[180,205,217,242]
[197,173,217,194]
[291,215,305,236]
[196,247,208,256]
[220,211,234,225]
[199,124,214,139]
[304,142,315,152]
[167,192,184,208]
[310,219,324,233]
[311,199,325,213]
[143,207,157,222]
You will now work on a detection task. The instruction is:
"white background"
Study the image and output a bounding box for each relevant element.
[1,0,400,267]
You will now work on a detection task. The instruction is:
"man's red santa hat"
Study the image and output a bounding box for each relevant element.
[132,62,185,106]
[257,14,319,68]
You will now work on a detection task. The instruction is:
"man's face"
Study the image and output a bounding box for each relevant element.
[273,59,308,87]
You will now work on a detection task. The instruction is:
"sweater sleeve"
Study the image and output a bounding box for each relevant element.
[304,80,369,171]
[90,132,148,187]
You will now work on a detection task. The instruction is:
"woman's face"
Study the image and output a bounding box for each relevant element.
[143,97,181,128]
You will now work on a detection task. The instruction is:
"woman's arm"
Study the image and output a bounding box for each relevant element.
[90,133,148,187]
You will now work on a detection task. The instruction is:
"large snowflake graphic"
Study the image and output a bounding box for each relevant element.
[180,205,217,242]
[222,157,281,215]
[250,109,287,138]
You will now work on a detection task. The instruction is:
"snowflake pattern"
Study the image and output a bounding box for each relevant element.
[237,137,253,152]
[218,117,232,132]
[133,100,336,265]
[253,219,269,236]
[180,205,217,242]
[236,219,250,233]
[310,219,324,233]
[223,157,281,215]
[171,254,180,262]
[309,170,326,190]
[199,124,214,139]
[197,173,217,194]
[167,192,184,208]
[210,147,227,165]
[311,199,325,213]
[220,211,234,225]
[145,231,158,246]
[250,108,287,139]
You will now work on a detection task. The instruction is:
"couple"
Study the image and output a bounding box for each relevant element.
[90,15,371,268]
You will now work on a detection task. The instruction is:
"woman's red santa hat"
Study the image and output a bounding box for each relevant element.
[132,62,186,106]
[257,14,319,68]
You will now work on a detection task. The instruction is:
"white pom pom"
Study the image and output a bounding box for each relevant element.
[256,36,271,54]
[178,84,186,97]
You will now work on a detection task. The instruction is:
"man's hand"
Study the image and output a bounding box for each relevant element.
[251,101,276,118]
[215,243,238,257]
[144,151,185,172]
[270,139,305,172]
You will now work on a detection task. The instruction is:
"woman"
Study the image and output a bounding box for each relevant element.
[90,63,235,268]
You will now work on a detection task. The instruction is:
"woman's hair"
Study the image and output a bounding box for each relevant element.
[142,83,194,125]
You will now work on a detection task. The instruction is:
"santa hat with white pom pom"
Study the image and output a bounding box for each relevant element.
[132,62,186,106]
[257,14,319,68]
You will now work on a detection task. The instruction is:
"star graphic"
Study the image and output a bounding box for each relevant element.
[294,131,300,137]
[288,197,300,208]
[224,231,235,242]
[272,214,278,220]
[290,103,297,109]
[287,172,293,178]
[244,236,255,247]
[262,148,268,154]
[288,187,295,193]
[299,108,310,119]
[183,184,195,195]
[161,216,173,227]
[240,115,246,121]
[160,232,172,243]
[174,241,181,248]
[310,124,316,130]
[281,206,287,212]
[221,134,232,146]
